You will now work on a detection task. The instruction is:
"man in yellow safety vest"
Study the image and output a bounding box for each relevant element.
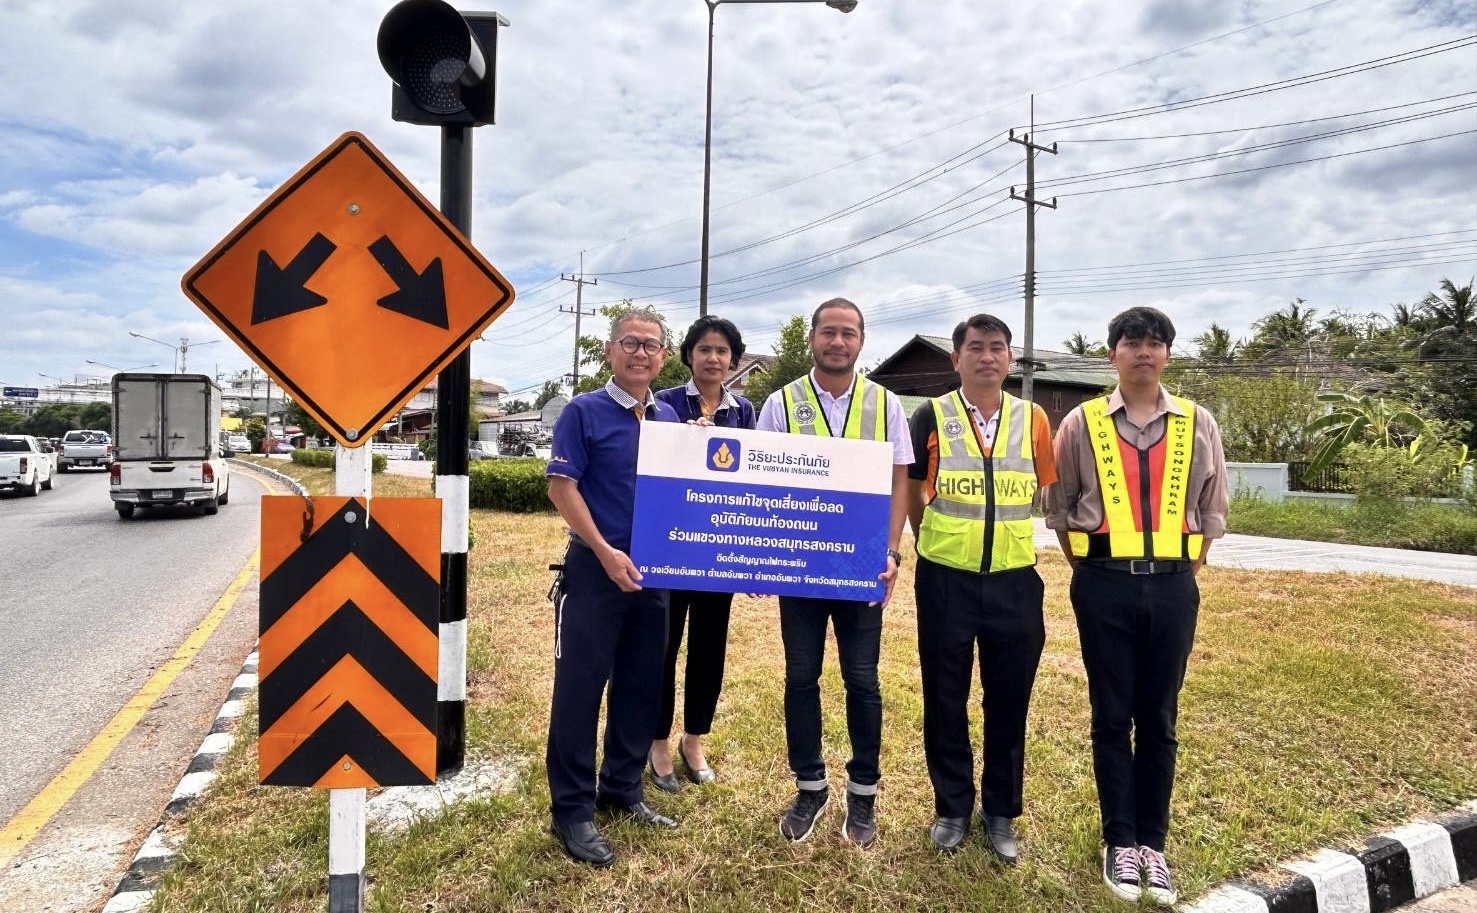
[906,313,1056,862]
[1047,306,1228,906]
[756,297,914,848]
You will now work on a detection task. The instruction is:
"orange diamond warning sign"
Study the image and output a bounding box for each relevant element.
[181,131,515,447]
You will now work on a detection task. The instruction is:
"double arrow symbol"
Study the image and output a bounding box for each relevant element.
[252,233,450,329]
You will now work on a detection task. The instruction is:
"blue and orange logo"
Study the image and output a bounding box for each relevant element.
[707,438,741,472]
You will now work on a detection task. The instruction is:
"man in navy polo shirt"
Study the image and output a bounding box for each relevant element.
[545,308,681,867]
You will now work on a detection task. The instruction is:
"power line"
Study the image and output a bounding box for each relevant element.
[1031,35,1477,133]
[1056,129,1477,199]
[1037,102,1475,190]
[1038,229,1477,273]
[1056,92,1477,143]
[1040,240,1477,284]
[1037,256,1477,296]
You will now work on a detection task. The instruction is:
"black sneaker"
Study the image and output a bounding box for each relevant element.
[1138,846,1178,906]
[779,788,829,842]
[1102,844,1142,902]
[842,791,877,848]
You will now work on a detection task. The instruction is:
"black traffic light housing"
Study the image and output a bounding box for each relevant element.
[377,1,508,127]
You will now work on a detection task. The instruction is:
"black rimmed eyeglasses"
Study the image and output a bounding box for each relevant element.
[615,336,665,355]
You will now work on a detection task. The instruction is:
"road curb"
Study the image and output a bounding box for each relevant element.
[100,649,258,913]
[1182,801,1477,912]
[226,457,308,497]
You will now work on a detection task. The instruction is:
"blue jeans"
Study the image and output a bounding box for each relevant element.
[779,596,883,788]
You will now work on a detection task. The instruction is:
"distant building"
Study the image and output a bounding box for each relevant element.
[866,336,1117,429]
[724,353,774,398]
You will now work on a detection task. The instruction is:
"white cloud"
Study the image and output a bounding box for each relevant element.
[0,0,1472,394]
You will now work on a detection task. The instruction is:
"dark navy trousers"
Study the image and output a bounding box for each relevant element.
[546,543,669,825]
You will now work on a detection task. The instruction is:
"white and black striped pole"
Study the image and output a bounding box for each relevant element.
[329,445,372,913]
[434,124,471,776]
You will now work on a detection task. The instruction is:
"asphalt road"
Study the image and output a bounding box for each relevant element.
[0,465,269,912]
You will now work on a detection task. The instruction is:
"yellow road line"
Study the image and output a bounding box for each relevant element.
[0,549,260,868]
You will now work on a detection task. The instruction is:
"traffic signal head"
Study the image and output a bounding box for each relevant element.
[377,1,508,127]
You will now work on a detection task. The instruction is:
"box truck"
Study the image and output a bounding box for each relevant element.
[110,373,230,518]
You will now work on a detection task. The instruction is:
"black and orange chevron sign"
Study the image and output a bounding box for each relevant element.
[258,496,441,788]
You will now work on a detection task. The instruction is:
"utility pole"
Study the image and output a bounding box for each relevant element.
[1009,96,1057,405]
[560,251,597,390]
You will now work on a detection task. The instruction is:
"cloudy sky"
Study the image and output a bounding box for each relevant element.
[2,0,1474,401]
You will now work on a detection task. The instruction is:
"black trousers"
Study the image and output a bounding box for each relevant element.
[1070,562,1199,851]
[546,544,669,825]
[779,596,883,788]
[657,589,733,739]
[914,558,1045,819]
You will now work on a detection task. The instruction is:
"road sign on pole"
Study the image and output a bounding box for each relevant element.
[180,131,515,448]
[3,387,39,398]
[258,496,441,788]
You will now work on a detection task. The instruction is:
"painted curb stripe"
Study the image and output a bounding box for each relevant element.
[105,648,259,912]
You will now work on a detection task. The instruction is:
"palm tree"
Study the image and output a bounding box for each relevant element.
[1420,277,1474,337]
[1062,332,1107,356]
[1245,299,1318,361]
[1191,323,1236,361]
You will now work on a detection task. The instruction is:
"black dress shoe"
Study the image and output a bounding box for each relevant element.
[595,796,679,829]
[929,816,969,854]
[677,736,716,785]
[647,755,682,794]
[551,819,615,867]
[979,811,1019,865]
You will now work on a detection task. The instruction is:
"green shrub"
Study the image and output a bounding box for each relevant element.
[469,458,551,512]
[289,448,388,473]
[1229,495,1477,555]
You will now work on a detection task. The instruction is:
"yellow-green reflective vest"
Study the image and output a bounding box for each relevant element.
[1066,395,1205,561]
[780,374,889,441]
[917,391,1039,574]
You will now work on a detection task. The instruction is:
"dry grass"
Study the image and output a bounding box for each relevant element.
[153,467,1477,911]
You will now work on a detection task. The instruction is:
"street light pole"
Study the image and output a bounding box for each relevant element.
[128,332,180,372]
[698,0,857,317]
[179,338,222,373]
[85,360,159,374]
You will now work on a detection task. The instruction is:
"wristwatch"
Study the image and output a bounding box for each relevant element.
[886,548,904,566]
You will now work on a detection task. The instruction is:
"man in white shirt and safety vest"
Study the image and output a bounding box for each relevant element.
[756,297,914,848]
[1047,306,1228,906]
[906,314,1057,862]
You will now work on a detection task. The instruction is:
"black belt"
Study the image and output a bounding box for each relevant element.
[1085,559,1192,575]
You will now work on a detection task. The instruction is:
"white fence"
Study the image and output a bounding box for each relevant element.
[370,442,420,461]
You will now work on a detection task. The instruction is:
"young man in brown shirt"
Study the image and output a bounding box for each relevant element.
[1046,306,1228,906]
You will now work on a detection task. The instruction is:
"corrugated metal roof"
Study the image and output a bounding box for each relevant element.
[914,336,1116,388]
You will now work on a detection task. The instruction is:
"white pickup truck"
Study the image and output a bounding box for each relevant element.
[0,434,55,496]
[57,429,112,472]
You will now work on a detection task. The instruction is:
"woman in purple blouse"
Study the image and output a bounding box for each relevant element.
[648,316,757,791]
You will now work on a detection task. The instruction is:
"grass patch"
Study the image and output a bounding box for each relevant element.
[156,462,1477,911]
[1229,496,1477,555]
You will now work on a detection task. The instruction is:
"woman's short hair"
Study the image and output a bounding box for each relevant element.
[679,315,746,370]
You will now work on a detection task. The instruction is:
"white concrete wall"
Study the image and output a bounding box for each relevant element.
[1228,462,1287,503]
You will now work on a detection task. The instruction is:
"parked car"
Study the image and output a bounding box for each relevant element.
[57,429,111,472]
[271,441,294,454]
[222,433,251,455]
[468,440,499,460]
[0,434,55,496]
